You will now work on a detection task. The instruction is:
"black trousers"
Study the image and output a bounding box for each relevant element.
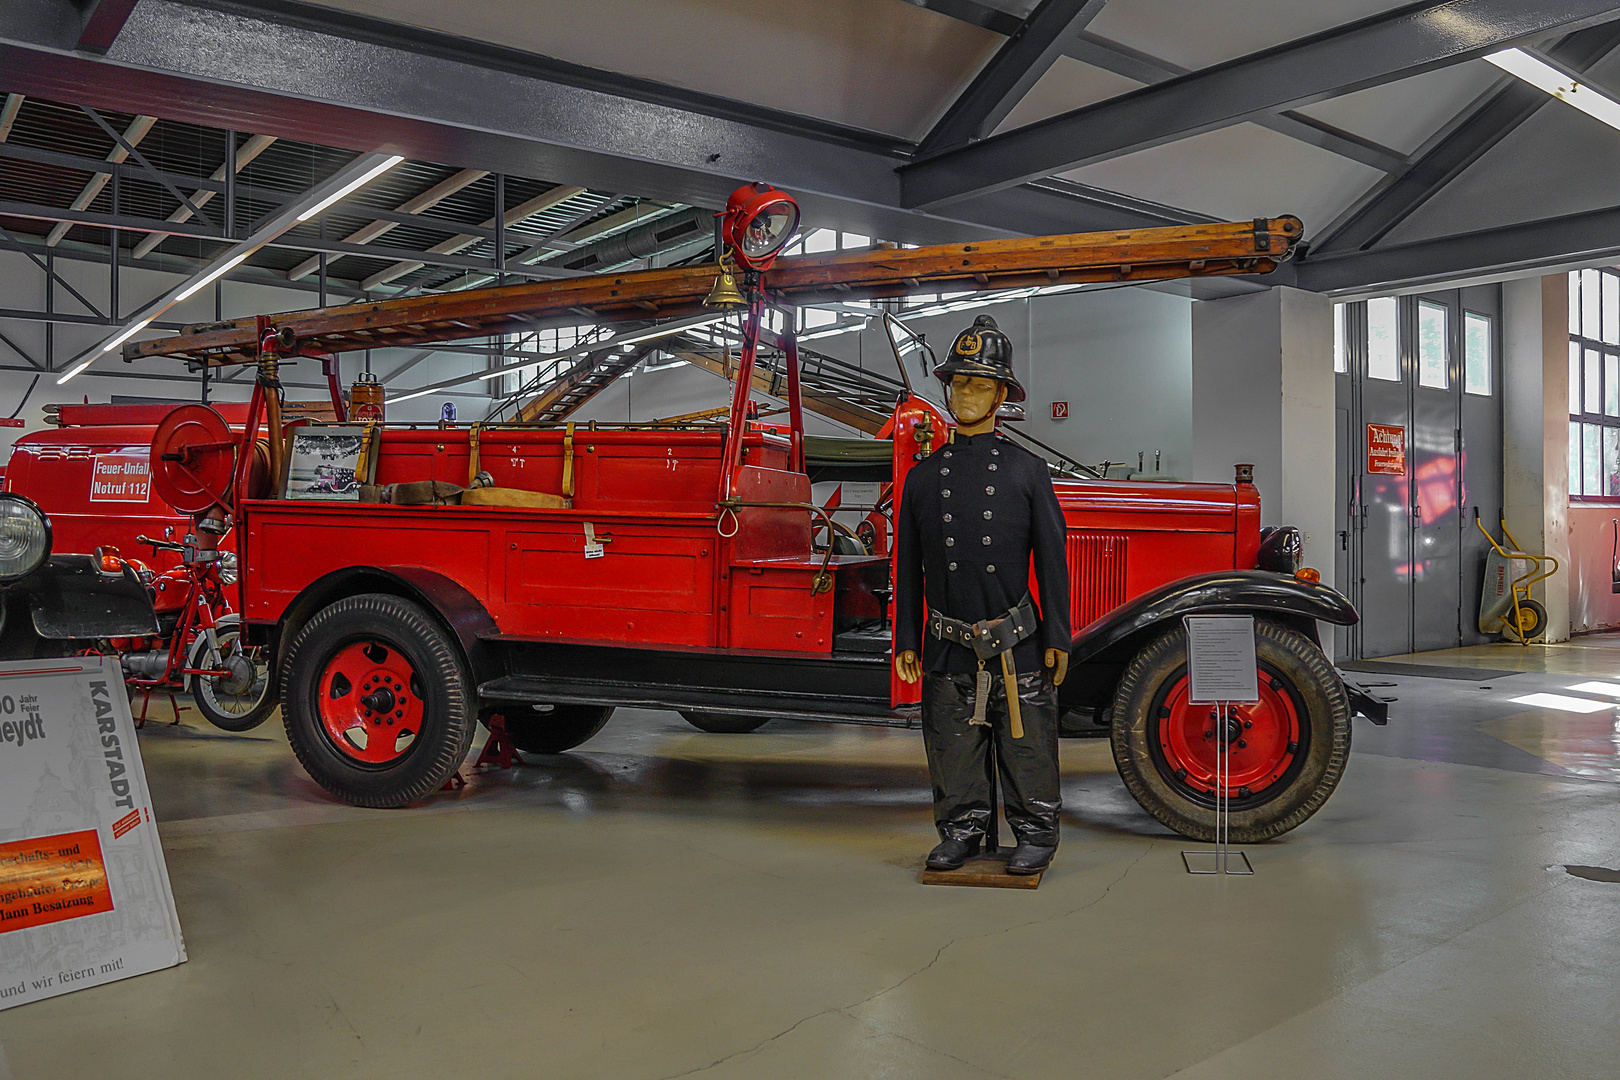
[921,669,1061,848]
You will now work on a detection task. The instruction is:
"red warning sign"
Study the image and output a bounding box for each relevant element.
[1051,401,1069,419]
[1366,424,1406,475]
[89,452,151,502]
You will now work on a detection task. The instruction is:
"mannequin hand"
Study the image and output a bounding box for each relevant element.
[1045,648,1068,687]
[895,650,921,684]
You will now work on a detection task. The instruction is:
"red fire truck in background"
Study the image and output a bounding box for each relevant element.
[27,210,1387,843]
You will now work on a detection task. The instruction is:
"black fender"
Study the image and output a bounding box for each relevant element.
[7,555,158,641]
[1058,570,1358,711]
[274,566,501,689]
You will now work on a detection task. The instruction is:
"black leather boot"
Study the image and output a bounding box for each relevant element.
[1005,842,1055,875]
[926,837,981,870]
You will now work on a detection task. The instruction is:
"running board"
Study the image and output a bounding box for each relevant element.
[478,675,918,729]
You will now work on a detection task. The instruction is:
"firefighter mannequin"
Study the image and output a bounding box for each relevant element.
[895,314,1071,875]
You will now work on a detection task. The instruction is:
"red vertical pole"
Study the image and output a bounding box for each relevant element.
[232,378,265,618]
[782,317,806,475]
[718,296,764,502]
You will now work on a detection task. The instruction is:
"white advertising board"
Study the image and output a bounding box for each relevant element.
[0,657,185,1011]
[1182,615,1259,704]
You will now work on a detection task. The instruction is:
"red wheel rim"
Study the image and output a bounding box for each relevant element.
[317,640,424,765]
[1154,668,1301,802]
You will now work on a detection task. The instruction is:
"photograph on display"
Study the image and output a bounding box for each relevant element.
[283,427,365,501]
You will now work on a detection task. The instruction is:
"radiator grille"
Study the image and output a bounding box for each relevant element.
[1068,533,1128,632]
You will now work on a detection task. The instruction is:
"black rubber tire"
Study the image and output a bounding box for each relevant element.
[190,620,276,732]
[1109,619,1351,843]
[280,593,474,808]
[679,710,770,734]
[501,704,614,754]
[1503,598,1547,643]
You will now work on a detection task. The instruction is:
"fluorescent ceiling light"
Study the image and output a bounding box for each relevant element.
[1508,692,1613,714]
[297,155,405,221]
[1485,48,1620,131]
[174,253,249,303]
[62,152,404,385]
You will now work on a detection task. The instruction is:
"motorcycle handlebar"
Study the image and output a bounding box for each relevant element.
[136,534,186,552]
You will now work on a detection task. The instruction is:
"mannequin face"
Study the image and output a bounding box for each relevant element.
[948,374,1007,432]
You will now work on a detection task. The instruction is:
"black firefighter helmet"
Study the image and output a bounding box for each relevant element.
[933,314,1025,402]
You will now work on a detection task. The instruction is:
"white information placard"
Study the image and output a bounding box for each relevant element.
[1183,615,1259,704]
[0,657,185,1011]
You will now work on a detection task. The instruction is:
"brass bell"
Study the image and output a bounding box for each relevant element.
[704,266,746,308]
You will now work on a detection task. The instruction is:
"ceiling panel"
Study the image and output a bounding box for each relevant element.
[1382,47,1620,246]
[991,56,1142,135]
[1294,60,1504,156]
[1060,122,1385,235]
[298,0,998,139]
[1088,0,1419,72]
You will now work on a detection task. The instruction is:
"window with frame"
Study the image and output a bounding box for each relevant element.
[1569,267,1620,499]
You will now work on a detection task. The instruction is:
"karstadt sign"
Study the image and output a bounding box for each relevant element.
[0,657,185,1011]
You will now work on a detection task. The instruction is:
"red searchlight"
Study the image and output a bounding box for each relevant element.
[720,183,800,271]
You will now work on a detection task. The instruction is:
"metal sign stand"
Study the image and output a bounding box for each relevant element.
[1180,615,1257,876]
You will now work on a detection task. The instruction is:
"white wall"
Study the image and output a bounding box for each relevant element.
[1502,274,1572,641]
[794,286,1195,467]
[1191,286,1337,581]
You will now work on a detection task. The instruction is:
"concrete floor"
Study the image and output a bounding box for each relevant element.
[3,639,1620,1079]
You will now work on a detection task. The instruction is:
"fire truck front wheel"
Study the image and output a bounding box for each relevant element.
[1108,619,1352,844]
[281,593,476,808]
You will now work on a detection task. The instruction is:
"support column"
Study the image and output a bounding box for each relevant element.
[1502,274,1571,641]
[1192,286,1337,585]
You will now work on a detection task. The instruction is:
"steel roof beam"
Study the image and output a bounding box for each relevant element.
[76,0,140,54]
[1314,20,1620,254]
[901,0,1620,208]
[0,0,1203,248]
[1064,32,1409,173]
[287,167,487,280]
[1296,203,1620,293]
[0,94,22,141]
[131,132,277,259]
[918,0,1111,156]
[42,111,155,246]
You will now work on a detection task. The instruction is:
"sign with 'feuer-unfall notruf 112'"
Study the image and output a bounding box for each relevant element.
[1366,423,1406,475]
[0,657,185,1011]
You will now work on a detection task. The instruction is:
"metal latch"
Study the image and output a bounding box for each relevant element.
[583,522,611,559]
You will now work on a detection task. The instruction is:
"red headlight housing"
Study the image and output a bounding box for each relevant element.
[720,183,800,271]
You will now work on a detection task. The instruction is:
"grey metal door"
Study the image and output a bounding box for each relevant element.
[1411,294,1462,652]
[1457,285,1504,645]
[1356,296,1413,657]
[1339,288,1504,659]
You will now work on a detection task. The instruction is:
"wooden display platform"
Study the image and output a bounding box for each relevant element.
[919,851,1044,889]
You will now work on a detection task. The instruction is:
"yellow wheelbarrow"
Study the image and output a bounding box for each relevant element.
[1477,517,1558,644]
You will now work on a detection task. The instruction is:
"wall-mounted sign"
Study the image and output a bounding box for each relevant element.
[0,657,185,1012]
[1366,423,1406,475]
[1051,401,1068,419]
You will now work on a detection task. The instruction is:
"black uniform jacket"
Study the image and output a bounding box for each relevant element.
[896,429,1071,676]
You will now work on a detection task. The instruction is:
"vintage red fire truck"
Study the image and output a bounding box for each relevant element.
[108,209,1382,842]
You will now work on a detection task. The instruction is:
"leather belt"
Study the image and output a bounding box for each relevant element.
[929,595,1038,737]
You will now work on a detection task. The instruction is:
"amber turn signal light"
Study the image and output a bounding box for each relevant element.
[1296,567,1321,584]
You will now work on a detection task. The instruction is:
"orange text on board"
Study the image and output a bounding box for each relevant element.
[0,829,115,934]
[1366,423,1406,476]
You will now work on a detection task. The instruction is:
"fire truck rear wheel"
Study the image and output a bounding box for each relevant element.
[281,593,475,808]
[500,704,615,754]
[1108,619,1351,844]
[679,711,770,734]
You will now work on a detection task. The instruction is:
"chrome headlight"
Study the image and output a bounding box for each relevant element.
[0,494,52,582]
